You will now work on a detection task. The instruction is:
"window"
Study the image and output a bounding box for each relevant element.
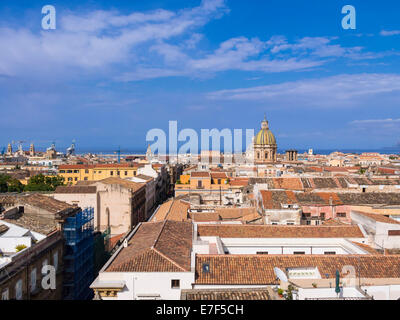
[197,180,202,188]
[315,220,320,225]
[59,170,65,173]
[286,221,294,225]
[306,220,311,225]
[337,213,346,218]
[85,169,89,174]
[74,177,78,181]
[15,279,22,300]
[74,170,79,173]
[1,289,9,300]
[324,251,336,255]
[110,171,114,176]
[320,212,325,220]
[218,179,221,184]
[84,177,88,181]
[125,171,128,176]
[53,251,58,271]
[68,177,73,181]
[30,268,37,292]
[293,251,305,255]
[256,252,268,254]
[117,171,120,176]
[171,280,180,289]
[67,170,72,173]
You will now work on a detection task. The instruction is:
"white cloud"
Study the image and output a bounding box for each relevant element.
[350,118,400,125]
[0,0,228,76]
[0,1,395,82]
[380,30,400,36]
[207,73,400,107]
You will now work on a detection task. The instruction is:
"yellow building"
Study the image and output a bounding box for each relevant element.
[58,164,142,185]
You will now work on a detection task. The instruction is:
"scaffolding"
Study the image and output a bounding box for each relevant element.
[63,207,94,300]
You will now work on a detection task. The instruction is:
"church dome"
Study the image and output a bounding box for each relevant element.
[254,115,276,145]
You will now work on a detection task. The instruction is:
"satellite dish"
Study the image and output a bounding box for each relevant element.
[274,267,288,282]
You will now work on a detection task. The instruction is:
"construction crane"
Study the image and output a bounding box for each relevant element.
[114,146,127,164]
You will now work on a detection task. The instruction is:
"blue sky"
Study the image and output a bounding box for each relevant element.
[1,0,400,152]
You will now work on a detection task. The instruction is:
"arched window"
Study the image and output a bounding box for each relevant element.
[265,152,269,159]
[257,152,260,159]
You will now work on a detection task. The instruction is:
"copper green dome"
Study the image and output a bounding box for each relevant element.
[254,115,276,145]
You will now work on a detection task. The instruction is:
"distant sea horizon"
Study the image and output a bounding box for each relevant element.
[67,147,400,156]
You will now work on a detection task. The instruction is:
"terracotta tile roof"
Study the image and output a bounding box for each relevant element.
[322,218,347,226]
[353,210,400,225]
[214,207,258,220]
[58,163,141,170]
[210,172,228,179]
[260,190,297,209]
[151,199,190,222]
[190,212,221,222]
[109,233,124,250]
[188,207,260,223]
[55,186,97,194]
[58,164,96,170]
[272,178,303,190]
[107,220,193,272]
[260,190,400,209]
[195,255,400,285]
[191,172,210,178]
[0,195,17,206]
[75,180,99,186]
[229,178,249,186]
[181,288,270,300]
[197,225,364,238]
[21,194,76,214]
[351,241,382,254]
[98,177,145,192]
[337,193,400,205]
[311,178,340,189]
[135,174,154,181]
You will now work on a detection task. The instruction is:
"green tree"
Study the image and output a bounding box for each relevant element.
[24,174,65,191]
[7,178,24,192]
[0,174,10,193]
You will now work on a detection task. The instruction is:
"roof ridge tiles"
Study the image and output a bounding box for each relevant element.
[152,219,168,249]
[151,247,187,272]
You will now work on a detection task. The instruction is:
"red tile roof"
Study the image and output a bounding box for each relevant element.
[197,224,364,238]
[106,220,192,272]
[191,172,210,178]
[195,255,400,285]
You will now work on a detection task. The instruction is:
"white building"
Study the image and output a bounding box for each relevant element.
[91,220,400,300]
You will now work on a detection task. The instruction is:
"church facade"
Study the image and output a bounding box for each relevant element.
[247,115,278,163]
